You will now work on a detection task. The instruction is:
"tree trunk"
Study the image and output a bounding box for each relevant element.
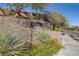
[17,11,21,16]
[53,24,55,30]
[16,8,21,16]
[29,21,34,48]
[8,4,11,16]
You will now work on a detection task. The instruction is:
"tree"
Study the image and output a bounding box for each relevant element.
[7,3,51,17]
[7,3,29,16]
[49,10,68,30]
[43,11,51,21]
[30,3,51,19]
[30,3,50,13]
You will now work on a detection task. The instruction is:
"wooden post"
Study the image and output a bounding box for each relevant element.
[29,21,34,48]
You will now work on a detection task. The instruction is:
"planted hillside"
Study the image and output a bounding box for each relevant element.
[0,3,69,56]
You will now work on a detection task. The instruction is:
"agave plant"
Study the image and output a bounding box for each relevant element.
[0,31,28,56]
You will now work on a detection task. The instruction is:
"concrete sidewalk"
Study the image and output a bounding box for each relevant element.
[55,35,79,56]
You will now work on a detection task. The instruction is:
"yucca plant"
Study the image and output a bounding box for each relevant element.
[0,31,28,56]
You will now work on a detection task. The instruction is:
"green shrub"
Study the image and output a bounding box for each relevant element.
[35,31,50,43]
[0,31,28,56]
[19,39,62,56]
[55,28,63,32]
[0,14,6,16]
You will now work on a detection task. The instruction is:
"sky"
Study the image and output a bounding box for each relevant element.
[0,3,79,26]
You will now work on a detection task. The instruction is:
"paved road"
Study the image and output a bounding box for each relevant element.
[55,35,79,56]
